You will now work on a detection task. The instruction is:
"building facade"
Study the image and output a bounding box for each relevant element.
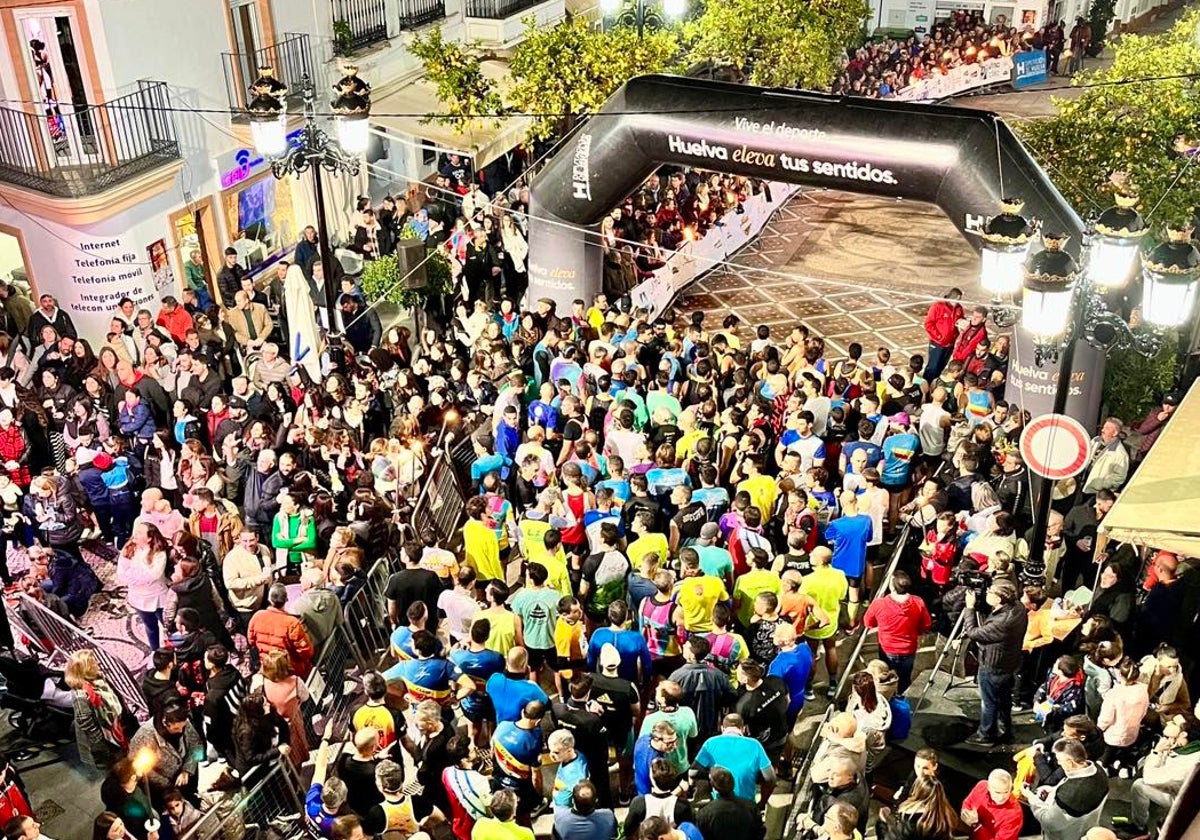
[0,0,561,342]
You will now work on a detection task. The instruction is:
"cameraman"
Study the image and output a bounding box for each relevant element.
[963,579,1027,748]
[939,558,988,636]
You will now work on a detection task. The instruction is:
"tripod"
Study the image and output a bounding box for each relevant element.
[914,610,974,711]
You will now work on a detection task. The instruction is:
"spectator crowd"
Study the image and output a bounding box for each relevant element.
[0,159,1193,840]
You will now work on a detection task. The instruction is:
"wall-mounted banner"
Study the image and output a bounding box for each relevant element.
[1012,50,1050,89]
[891,56,1013,102]
[1005,325,1106,427]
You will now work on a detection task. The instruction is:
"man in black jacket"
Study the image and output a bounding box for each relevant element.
[27,293,76,341]
[963,579,1027,747]
[695,766,763,840]
[215,247,244,309]
[202,644,245,762]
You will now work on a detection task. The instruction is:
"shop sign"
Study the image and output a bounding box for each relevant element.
[216,128,304,190]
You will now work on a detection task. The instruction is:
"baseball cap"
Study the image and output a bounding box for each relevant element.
[1164,391,1182,406]
[889,412,911,428]
[227,396,247,410]
[599,643,621,670]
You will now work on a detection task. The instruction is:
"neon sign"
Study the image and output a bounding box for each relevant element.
[217,128,305,190]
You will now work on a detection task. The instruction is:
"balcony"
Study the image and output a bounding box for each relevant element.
[464,0,564,47]
[332,0,390,54]
[222,33,315,115]
[464,0,545,17]
[398,0,446,28]
[0,81,180,199]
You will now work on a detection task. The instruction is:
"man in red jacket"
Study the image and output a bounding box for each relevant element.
[960,769,1023,840]
[952,306,991,363]
[923,287,964,379]
[862,570,931,694]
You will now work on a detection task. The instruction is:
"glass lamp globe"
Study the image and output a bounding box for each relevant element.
[980,197,1034,296]
[248,93,287,156]
[1090,191,1146,290]
[1141,225,1200,328]
[663,0,687,17]
[332,66,372,156]
[1022,232,1079,339]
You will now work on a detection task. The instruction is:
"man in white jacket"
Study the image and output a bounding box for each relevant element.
[1128,710,1200,833]
[1082,417,1129,495]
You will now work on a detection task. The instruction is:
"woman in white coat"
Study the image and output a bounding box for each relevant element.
[283,263,322,380]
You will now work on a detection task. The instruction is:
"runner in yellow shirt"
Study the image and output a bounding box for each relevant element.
[735,455,778,521]
[462,497,503,586]
[673,548,729,636]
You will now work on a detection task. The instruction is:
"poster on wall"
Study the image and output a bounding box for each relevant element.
[147,239,176,294]
[56,235,159,341]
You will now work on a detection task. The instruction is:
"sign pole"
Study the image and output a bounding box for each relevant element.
[1028,324,1082,573]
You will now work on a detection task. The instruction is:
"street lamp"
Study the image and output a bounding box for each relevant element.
[247,64,371,339]
[600,0,686,38]
[1011,194,1200,582]
[132,746,160,837]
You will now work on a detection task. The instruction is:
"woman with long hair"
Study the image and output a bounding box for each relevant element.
[164,555,232,649]
[66,336,98,389]
[879,777,958,840]
[36,364,75,469]
[254,649,311,764]
[847,670,892,771]
[231,688,289,788]
[1089,561,1135,637]
[116,521,170,649]
[64,394,111,451]
[65,650,129,770]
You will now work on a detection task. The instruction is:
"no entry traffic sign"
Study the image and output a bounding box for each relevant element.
[1020,413,1092,480]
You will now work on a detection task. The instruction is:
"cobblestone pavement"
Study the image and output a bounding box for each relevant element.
[675,189,984,362]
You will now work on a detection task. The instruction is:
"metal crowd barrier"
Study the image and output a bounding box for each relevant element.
[412,450,470,545]
[4,591,149,721]
[178,761,306,840]
[783,521,913,837]
[343,580,391,672]
[301,622,365,749]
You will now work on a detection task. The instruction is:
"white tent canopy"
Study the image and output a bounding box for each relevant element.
[370,59,531,170]
[1100,378,1200,557]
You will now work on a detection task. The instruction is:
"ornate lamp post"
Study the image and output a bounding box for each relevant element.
[1001,183,1200,576]
[247,64,371,334]
[600,0,686,39]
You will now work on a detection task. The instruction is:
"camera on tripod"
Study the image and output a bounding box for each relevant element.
[954,566,991,596]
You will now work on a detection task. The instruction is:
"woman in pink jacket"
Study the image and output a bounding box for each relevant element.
[1097,656,1150,773]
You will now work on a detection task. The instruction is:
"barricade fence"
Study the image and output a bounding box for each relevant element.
[178,761,306,840]
[412,449,470,545]
[302,622,365,749]
[5,591,148,721]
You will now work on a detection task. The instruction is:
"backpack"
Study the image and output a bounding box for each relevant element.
[888,695,912,741]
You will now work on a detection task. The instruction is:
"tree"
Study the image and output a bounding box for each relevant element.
[508,14,679,142]
[1086,0,1118,56]
[409,29,505,135]
[1019,10,1200,226]
[685,0,869,90]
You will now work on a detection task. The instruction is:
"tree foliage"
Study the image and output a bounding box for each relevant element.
[1019,11,1200,225]
[1087,0,1118,56]
[508,14,679,142]
[1102,332,1179,422]
[685,0,869,90]
[409,29,505,134]
[359,246,455,310]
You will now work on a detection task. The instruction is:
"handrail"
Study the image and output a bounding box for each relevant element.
[783,520,913,837]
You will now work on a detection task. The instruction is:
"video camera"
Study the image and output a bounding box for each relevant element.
[954,567,991,596]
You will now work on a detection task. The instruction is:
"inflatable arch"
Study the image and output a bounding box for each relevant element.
[526,74,1085,310]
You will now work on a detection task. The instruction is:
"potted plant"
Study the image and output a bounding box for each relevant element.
[332,20,354,57]
[358,246,455,311]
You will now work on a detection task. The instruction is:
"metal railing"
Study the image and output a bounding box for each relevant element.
[302,622,365,748]
[221,32,314,114]
[178,761,305,840]
[333,0,390,52]
[0,80,179,198]
[4,591,148,721]
[464,0,546,17]
[398,0,447,27]
[412,449,471,545]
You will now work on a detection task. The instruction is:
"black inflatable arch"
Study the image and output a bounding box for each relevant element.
[527,74,1084,310]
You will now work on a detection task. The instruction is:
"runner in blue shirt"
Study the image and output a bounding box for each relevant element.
[493,700,547,814]
[880,420,920,490]
[450,620,506,745]
[693,718,775,802]
[549,729,590,808]
[382,630,457,710]
[767,624,814,718]
[586,600,652,682]
[486,648,550,723]
[822,491,873,626]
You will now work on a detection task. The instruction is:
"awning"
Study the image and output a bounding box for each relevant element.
[1099,378,1200,557]
[370,59,531,170]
